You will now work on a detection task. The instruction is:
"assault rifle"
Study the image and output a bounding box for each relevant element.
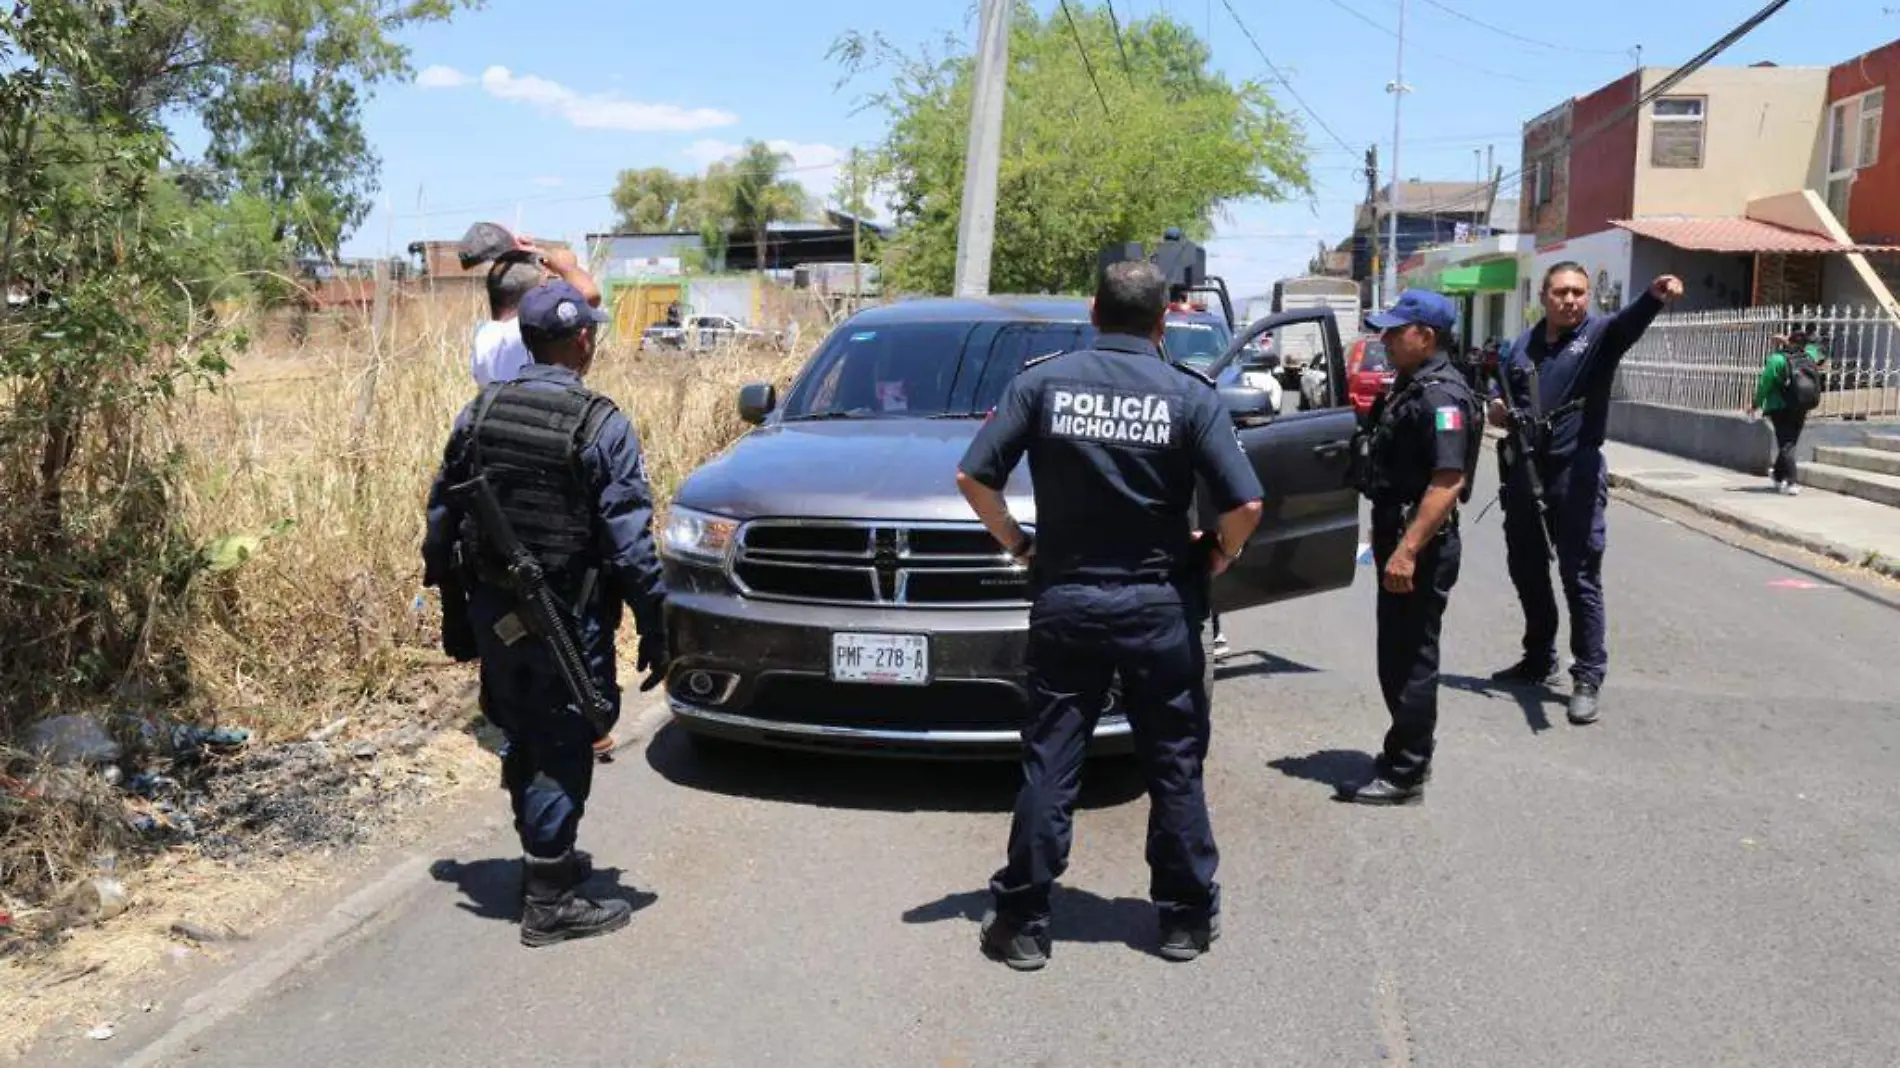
[451,472,615,738]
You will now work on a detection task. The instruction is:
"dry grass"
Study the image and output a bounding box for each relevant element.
[168,290,813,737]
[1,293,819,1055]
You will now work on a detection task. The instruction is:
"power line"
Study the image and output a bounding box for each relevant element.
[1104,0,1136,82]
[1317,0,1545,85]
[1417,0,1628,55]
[1388,0,1798,221]
[1059,0,1114,116]
[1217,0,1356,154]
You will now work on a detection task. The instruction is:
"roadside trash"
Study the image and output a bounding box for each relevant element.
[69,878,129,924]
[1,910,13,929]
[86,1024,115,1041]
[307,717,350,743]
[170,724,251,757]
[22,715,121,766]
[99,765,124,787]
[351,741,379,760]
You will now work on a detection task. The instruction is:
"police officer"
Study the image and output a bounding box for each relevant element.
[1487,264,1682,725]
[1339,291,1480,806]
[956,260,1264,970]
[423,279,669,948]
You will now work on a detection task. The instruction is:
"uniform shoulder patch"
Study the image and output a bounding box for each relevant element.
[1166,360,1216,387]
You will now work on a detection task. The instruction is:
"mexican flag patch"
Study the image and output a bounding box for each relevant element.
[1435,407,1464,432]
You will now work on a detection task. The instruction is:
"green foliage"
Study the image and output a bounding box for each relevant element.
[832,2,1309,294]
[611,167,711,233]
[20,0,476,267]
[609,142,813,272]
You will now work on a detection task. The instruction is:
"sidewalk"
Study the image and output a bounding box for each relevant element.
[1601,440,1900,580]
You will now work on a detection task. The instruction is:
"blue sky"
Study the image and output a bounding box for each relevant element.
[342,0,1896,297]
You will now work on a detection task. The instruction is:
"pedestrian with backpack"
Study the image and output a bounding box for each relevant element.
[1750,331,1823,496]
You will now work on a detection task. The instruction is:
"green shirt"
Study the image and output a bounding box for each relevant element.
[1755,345,1827,412]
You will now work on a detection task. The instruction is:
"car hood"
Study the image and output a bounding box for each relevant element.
[675,418,1035,524]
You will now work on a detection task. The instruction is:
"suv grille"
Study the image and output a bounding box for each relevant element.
[731,520,1029,607]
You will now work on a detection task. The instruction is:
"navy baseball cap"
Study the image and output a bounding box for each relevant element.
[1366,289,1456,334]
[517,280,608,339]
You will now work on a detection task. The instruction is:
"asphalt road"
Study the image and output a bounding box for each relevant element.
[119,472,1900,1067]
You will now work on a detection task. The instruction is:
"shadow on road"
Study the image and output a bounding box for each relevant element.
[1268,749,1375,793]
[428,857,659,923]
[903,887,1168,958]
[1214,649,1322,682]
[1441,673,1565,733]
[644,722,1146,814]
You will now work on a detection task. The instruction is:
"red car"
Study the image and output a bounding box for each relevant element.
[1347,335,1396,418]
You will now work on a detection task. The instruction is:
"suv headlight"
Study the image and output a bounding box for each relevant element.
[661,507,739,565]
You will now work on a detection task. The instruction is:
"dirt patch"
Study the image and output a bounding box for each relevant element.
[0,669,494,1058]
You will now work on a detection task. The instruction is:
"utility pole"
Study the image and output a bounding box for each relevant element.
[953,0,1012,297]
[850,148,863,313]
[1384,0,1412,302]
[1364,144,1381,308]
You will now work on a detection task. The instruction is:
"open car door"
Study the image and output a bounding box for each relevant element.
[1197,308,1361,614]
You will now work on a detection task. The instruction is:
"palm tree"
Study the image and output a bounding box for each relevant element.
[726,141,810,275]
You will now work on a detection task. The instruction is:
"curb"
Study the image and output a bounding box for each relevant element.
[1608,472,1900,583]
[115,694,674,1068]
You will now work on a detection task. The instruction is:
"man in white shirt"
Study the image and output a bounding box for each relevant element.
[470,239,604,386]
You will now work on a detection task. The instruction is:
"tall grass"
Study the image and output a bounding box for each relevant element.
[167,291,811,738]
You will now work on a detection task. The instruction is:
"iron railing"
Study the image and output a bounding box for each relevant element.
[1613,304,1900,420]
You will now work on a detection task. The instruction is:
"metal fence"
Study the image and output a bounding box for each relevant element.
[1613,304,1900,421]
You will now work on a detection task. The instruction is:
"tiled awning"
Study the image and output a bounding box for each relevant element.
[1611,217,1900,254]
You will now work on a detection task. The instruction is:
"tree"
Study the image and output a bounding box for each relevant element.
[831,3,1310,294]
[716,141,811,273]
[611,167,706,232]
[35,0,477,262]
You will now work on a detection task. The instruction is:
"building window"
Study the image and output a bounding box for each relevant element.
[1827,87,1885,227]
[1651,97,1706,169]
[1531,158,1554,207]
[1859,88,1883,169]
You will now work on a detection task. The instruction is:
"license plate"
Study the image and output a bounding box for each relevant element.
[830,632,929,686]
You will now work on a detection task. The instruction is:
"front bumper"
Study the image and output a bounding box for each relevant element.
[660,579,1133,758]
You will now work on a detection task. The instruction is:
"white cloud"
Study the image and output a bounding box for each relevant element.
[415,65,471,90]
[532,176,565,188]
[479,66,737,132]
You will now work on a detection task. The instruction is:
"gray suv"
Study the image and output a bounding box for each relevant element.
[656,296,1360,756]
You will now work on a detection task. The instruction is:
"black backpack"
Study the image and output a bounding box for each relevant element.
[1782,349,1822,412]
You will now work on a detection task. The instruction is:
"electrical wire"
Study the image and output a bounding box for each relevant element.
[1382,0,1797,220]
[1316,0,1545,85]
[1059,0,1114,117]
[1417,0,1629,55]
[1104,0,1136,82]
[1217,0,1357,154]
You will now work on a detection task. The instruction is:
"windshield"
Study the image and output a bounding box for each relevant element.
[781,320,1093,420]
[1354,338,1390,373]
[1163,316,1232,370]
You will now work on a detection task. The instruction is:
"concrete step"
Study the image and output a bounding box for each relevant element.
[1866,434,1900,454]
[1799,463,1900,508]
[1814,445,1900,477]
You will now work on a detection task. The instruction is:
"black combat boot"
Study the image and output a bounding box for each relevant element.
[516,850,594,911]
[520,852,631,948]
[979,909,1051,972]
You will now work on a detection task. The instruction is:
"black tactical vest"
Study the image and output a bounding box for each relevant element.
[458,380,619,587]
[1361,367,1481,506]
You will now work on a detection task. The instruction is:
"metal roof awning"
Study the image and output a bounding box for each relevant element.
[1611,217,1900,254]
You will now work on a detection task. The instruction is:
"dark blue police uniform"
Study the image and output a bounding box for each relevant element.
[1349,292,1480,801]
[959,332,1262,956]
[1494,292,1662,693]
[422,307,667,866]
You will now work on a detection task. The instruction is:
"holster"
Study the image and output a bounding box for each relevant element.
[438,580,480,662]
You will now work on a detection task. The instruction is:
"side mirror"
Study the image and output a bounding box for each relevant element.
[1218,385,1273,423]
[738,382,777,425]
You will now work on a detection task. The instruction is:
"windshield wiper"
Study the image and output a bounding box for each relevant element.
[783,410,872,422]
